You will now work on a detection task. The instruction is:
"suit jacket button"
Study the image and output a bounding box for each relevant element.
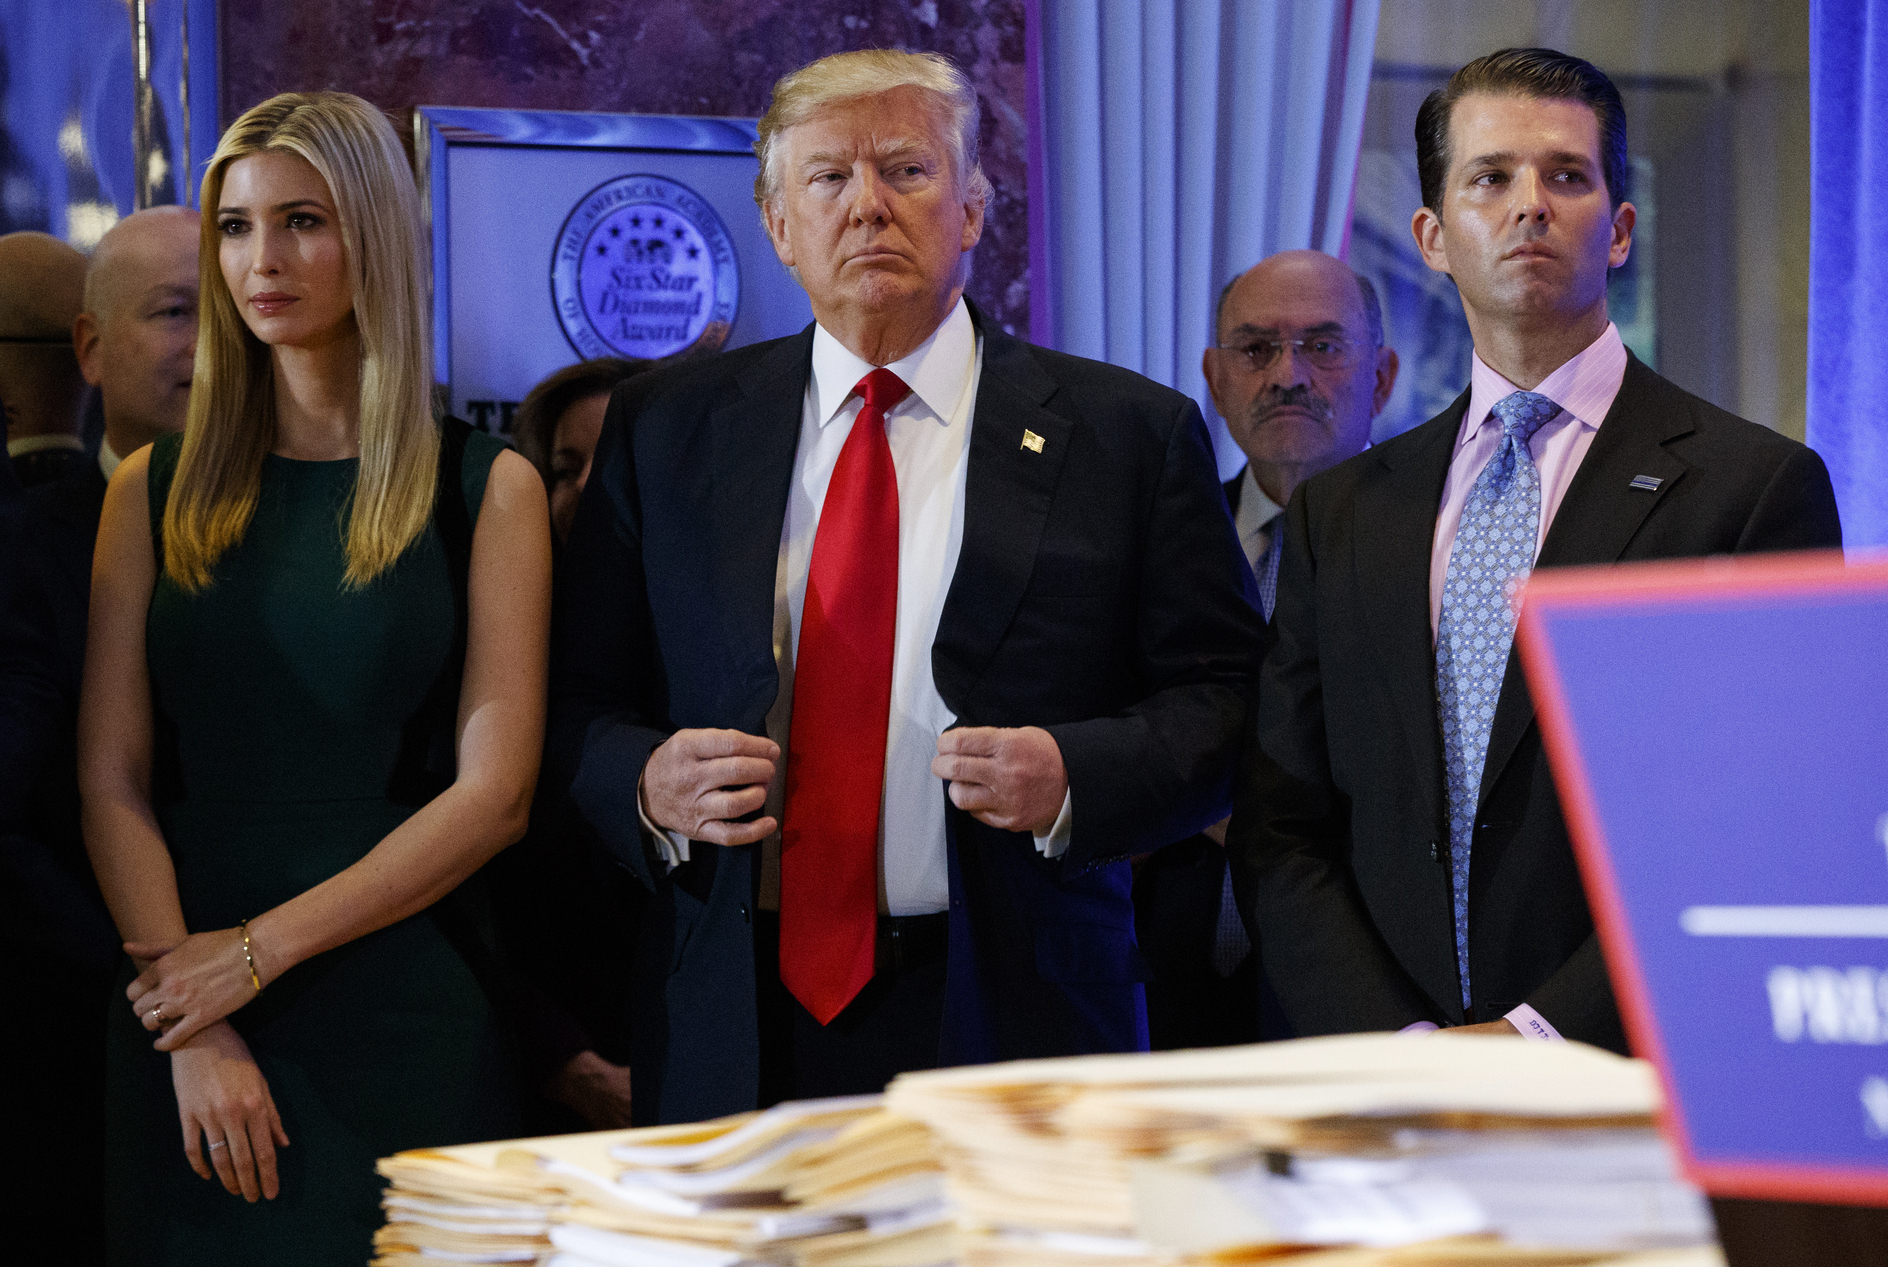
[740,903,750,923]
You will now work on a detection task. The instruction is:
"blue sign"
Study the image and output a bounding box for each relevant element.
[551,173,740,362]
[1517,552,1888,1203]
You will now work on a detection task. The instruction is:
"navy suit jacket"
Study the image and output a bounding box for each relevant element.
[547,303,1263,1124]
[1228,354,1843,1050]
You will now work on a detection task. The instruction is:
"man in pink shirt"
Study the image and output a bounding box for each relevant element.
[1226,47,1841,1052]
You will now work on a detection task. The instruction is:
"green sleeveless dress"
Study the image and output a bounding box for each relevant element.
[105,430,518,1265]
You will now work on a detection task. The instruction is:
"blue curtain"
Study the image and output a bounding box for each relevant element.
[1808,0,1888,549]
[1026,0,1380,476]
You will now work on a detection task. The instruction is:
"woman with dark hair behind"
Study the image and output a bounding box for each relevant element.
[501,338,732,1129]
[512,357,646,544]
[500,354,650,1133]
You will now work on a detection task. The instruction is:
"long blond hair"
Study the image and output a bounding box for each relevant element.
[164,91,438,591]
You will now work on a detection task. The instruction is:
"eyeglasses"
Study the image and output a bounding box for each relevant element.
[1214,336,1360,373]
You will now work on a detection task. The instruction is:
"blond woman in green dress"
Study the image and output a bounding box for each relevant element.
[81,92,550,1263]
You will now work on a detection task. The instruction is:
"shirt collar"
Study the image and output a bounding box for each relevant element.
[1237,466,1283,532]
[1462,321,1627,447]
[99,436,123,480]
[6,433,84,458]
[810,297,976,429]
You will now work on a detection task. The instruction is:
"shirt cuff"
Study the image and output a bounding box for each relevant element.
[1399,1021,1441,1035]
[636,775,691,870]
[1033,790,1074,859]
[1505,1003,1564,1041]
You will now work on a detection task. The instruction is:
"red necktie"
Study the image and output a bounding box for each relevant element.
[780,368,910,1024]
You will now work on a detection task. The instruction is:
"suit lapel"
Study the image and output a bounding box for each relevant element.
[1355,396,1465,831]
[1533,355,1692,570]
[932,310,1072,713]
[707,326,814,727]
[1479,354,1694,805]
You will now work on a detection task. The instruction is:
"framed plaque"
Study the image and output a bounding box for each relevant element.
[414,105,813,436]
[1518,550,1888,1203]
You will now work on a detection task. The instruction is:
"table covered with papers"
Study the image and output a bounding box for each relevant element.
[374,1034,1726,1266]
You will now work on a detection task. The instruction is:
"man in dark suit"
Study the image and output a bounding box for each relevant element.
[1,209,197,1265]
[0,231,88,488]
[549,48,1261,1124]
[1229,48,1842,1053]
[1134,250,1396,1050]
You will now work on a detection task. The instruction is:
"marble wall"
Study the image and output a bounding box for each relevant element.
[219,0,1030,333]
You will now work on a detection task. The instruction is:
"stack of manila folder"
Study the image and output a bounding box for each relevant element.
[375,1033,1725,1267]
[884,1032,1724,1267]
[373,1094,948,1266]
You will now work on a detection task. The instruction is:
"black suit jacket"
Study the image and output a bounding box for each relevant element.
[1228,354,1842,1050]
[1,452,113,1267]
[2,459,117,971]
[9,444,89,491]
[547,304,1263,1123]
[1134,470,1271,972]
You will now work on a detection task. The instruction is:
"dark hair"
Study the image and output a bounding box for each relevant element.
[1415,47,1629,216]
[1213,264,1385,348]
[512,357,648,485]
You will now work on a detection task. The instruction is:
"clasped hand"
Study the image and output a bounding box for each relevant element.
[126,927,265,1052]
[641,725,1068,843]
[173,1022,290,1202]
[932,726,1067,836]
[641,729,780,845]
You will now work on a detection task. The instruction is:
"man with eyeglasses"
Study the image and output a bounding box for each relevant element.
[1205,250,1399,612]
[1132,248,1396,1051]
[1227,48,1840,1054]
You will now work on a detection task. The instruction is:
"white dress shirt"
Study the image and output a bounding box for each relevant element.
[1231,466,1284,580]
[642,298,1072,915]
[6,433,83,459]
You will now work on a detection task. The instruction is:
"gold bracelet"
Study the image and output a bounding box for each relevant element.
[239,919,262,993]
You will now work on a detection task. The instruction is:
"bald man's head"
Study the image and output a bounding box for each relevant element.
[0,231,85,339]
[75,207,201,456]
[0,231,87,442]
[1204,249,1399,507]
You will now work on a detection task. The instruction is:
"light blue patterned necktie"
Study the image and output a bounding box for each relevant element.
[1435,389,1562,1013]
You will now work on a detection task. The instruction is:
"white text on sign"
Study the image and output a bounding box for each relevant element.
[1768,966,1888,1043]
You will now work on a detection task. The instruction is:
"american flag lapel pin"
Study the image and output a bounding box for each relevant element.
[1021,429,1045,453]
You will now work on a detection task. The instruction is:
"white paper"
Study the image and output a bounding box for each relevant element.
[619,1128,841,1194]
[1220,1162,1489,1248]
[548,1224,751,1267]
[610,1096,882,1168]
[388,1209,551,1236]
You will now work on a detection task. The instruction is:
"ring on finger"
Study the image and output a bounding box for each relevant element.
[208,1139,227,1152]
[147,1005,164,1027]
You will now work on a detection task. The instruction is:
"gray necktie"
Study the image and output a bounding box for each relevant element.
[1256,522,1282,624]
[1211,861,1251,977]
[1434,390,1561,1012]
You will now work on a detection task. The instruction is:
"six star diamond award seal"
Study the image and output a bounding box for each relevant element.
[552,174,740,361]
